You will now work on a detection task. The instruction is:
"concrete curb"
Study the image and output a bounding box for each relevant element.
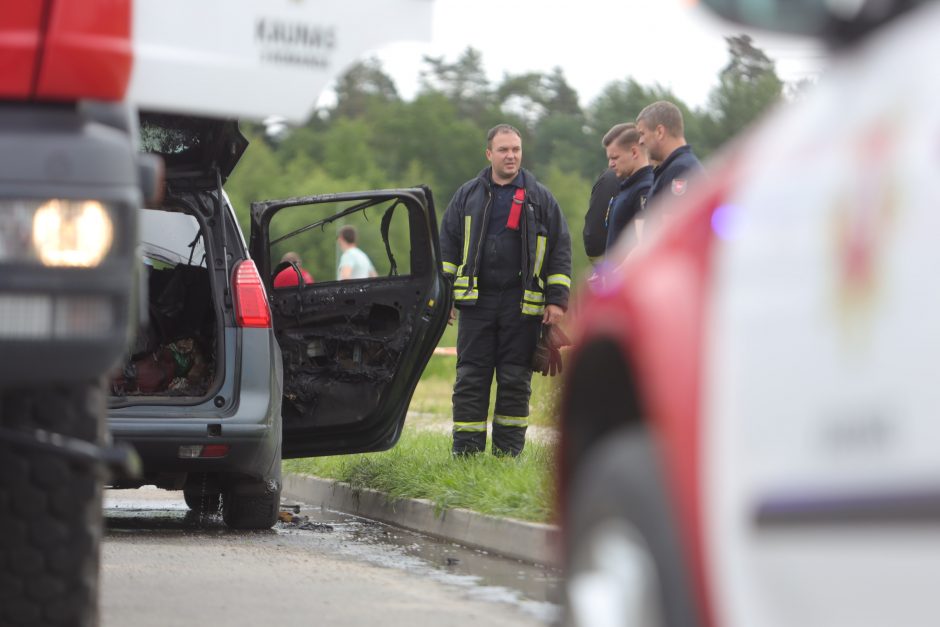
[283,473,560,567]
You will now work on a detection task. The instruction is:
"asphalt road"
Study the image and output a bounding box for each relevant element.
[101,488,558,626]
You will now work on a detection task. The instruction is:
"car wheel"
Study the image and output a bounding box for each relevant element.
[0,382,106,627]
[564,427,699,627]
[182,478,221,519]
[221,479,281,530]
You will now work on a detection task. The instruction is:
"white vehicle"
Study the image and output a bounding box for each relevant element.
[558,1,940,626]
[127,0,432,123]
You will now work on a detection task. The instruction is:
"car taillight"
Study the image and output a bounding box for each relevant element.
[232,260,271,328]
[178,444,230,459]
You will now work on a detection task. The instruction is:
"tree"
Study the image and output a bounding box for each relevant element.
[540,163,593,284]
[529,113,593,178]
[369,93,486,205]
[497,66,582,125]
[333,57,400,119]
[705,34,784,149]
[419,47,495,122]
[587,79,658,141]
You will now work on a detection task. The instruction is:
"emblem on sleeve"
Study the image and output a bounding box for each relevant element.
[671,179,687,196]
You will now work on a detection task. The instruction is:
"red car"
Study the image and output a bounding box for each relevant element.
[559,1,940,626]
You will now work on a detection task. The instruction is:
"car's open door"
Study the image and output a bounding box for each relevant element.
[249,188,451,457]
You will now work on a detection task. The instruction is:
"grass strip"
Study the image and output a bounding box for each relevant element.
[283,428,555,523]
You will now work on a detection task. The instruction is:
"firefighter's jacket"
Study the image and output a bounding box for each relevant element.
[440,167,572,315]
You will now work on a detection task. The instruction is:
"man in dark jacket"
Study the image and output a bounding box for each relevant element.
[440,124,572,456]
[583,123,636,261]
[604,123,653,254]
[583,168,619,262]
[636,100,704,209]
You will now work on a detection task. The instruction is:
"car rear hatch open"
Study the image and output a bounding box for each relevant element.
[109,114,248,406]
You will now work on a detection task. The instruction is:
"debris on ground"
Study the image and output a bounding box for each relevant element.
[277,510,333,532]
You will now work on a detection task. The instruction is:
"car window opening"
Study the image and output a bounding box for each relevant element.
[110,207,218,399]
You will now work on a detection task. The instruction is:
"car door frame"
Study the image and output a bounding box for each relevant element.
[248,186,452,458]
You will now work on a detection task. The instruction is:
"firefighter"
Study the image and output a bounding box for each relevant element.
[440,124,572,457]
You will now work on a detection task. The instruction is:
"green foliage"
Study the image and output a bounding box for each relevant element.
[419,47,496,124]
[540,164,593,283]
[704,34,784,151]
[587,78,663,140]
[333,57,400,119]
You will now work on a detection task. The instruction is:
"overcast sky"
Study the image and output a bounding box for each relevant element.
[361,0,828,110]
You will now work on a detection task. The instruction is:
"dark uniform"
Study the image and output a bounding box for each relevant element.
[583,168,620,260]
[605,165,654,253]
[440,167,571,456]
[647,145,704,208]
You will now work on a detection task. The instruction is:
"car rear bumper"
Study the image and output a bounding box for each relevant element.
[108,328,283,485]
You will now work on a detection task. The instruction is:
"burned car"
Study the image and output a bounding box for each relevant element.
[107,115,451,528]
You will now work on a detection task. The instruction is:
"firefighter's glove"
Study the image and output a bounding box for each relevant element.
[532,324,571,377]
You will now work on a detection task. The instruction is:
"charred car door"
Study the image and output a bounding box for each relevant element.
[249,189,451,457]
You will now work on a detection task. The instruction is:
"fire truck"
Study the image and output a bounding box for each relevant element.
[0,1,433,624]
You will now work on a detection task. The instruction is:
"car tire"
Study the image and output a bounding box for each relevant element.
[564,427,700,627]
[0,382,106,627]
[221,479,281,530]
[182,480,222,519]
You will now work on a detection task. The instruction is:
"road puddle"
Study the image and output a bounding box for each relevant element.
[276,503,562,623]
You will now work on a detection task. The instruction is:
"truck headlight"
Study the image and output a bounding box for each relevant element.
[0,199,115,266]
[32,200,114,267]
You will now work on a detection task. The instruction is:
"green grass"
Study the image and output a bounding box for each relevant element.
[282,330,564,524]
[283,428,555,523]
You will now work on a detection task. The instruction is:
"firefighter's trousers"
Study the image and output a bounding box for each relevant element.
[452,288,541,456]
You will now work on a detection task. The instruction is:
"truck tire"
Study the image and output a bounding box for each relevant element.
[563,427,700,627]
[0,382,106,627]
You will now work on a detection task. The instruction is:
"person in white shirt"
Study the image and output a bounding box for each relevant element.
[336,225,377,280]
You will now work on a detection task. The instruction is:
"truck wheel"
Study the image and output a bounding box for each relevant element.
[564,427,700,627]
[222,479,281,530]
[0,382,106,627]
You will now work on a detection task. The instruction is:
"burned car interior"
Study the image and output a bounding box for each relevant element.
[111,200,219,400]
[255,192,437,441]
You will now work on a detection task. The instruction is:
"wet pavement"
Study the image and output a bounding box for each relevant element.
[103,488,562,625]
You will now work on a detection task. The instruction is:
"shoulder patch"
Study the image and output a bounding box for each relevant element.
[671,179,687,196]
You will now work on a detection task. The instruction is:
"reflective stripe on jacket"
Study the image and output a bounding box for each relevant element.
[440,167,572,315]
